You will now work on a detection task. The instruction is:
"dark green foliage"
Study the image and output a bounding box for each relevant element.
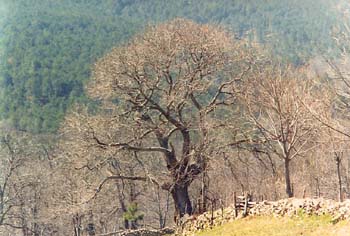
[0,0,344,133]
[0,0,139,133]
[123,203,144,229]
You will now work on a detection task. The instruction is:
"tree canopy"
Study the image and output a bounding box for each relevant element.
[62,19,258,219]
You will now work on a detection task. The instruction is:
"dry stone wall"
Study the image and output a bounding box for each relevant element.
[179,198,350,235]
[99,228,174,236]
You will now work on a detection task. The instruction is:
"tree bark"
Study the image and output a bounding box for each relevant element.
[200,171,208,213]
[115,181,129,229]
[171,183,192,222]
[284,159,293,198]
[335,154,343,202]
[73,214,82,236]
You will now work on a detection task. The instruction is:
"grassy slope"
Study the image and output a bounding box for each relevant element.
[197,215,350,236]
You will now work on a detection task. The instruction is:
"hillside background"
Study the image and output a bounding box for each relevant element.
[0,0,347,133]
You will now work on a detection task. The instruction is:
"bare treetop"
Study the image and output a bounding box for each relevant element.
[90,18,250,103]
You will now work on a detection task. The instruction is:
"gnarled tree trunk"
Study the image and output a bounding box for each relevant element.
[171,183,192,222]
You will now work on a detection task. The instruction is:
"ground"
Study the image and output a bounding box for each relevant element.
[196,215,350,236]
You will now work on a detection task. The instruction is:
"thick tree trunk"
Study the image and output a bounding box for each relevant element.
[284,159,293,198]
[171,183,192,222]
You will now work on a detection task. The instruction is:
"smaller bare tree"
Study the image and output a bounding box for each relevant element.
[243,66,323,197]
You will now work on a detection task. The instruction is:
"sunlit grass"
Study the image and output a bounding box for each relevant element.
[196,215,350,236]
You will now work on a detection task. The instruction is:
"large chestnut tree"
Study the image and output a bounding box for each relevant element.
[62,19,254,220]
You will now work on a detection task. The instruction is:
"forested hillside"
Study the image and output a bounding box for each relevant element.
[0,0,345,132]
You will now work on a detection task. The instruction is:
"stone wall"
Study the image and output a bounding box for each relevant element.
[98,228,174,236]
[179,198,350,235]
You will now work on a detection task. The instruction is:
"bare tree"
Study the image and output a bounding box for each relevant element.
[0,131,56,236]
[61,19,256,220]
[242,67,323,197]
[0,134,25,230]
